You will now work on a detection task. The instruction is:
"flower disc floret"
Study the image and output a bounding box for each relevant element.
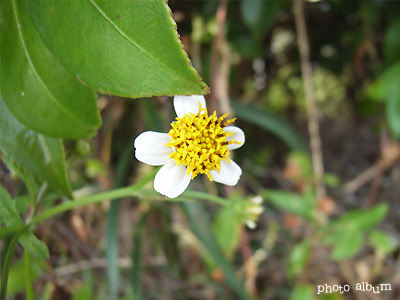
[166,107,237,180]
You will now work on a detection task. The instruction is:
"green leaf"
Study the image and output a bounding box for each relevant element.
[71,284,93,300]
[264,190,315,220]
[14,195,31,215]
[1,155,38,200]
[323,173,341,188]
[0,186,24,228]
[368,61,400,138]
[19,232,49,259]
[290,284,314,300]
[182,202,252,300]
[0,0,101,139]
[0,96,72,198]
[288,241,311,278]
[368,62,400,101]
[367,62,400,137]
[240,0,284,38]
[212,205,241,259]
[232,101,307,151]
[369,230,399,254]
[386,82,400,138]
[24,0,209,98]
[7,258,46,297]
[332,203,388,232]
[384,18,400,64]
[330,228,363,261]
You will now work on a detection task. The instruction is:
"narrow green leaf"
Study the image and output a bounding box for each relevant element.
[369,230,399,254]
[19,232,50,259]
[106,144,133,299]
[0,186,24,228]
[24,0,209,98]
[14,195,31,215]
[332,203,388,232]
[212,205,241,259]
[1,229,25,300]
[106,199,120,299]
[7,258,46,297]
[131,212,149,300]
[240,0,285,38]
[0,96,72,198]
[232,101,307,151]
[288,241,311,278]
[331,229,363,261]
[386,83,400,138]
[24,251,34,300]
[290,284,314,300]
[0,0,101,139]
[367,62,400,137]
[384,18,400,64]
[182,202,253,300]
[1,155,37,201]
[264,190,315,220]
[71,284,93,300]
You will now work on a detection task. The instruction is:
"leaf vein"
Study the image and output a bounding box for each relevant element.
[11,0,94,130]
[89,0,195,85]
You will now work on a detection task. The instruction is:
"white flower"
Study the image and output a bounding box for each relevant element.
[134,95,245,198]
[244,196,264,229]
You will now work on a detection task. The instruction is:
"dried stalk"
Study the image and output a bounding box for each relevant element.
[294,0,326,200]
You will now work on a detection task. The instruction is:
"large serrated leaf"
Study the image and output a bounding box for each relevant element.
[0,0,101,139]
[0,95,72,198]
[24,0,209,98]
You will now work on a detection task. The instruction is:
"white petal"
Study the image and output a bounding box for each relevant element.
[224,126,245,150]
[210,159,242,186]
[134,131,172,166]
[154,160,191,198]
[246,220,257,229]
[174,95,206,118]
[248,206,264,215]
[251,196,263,204]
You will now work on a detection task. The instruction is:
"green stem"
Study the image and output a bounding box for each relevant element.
[31,168,159,226]
[22,170,224,230]
[24,250,34,300]
[182,190,228,206]
[0,229,25,300]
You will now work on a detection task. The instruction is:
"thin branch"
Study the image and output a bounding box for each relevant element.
[294,0,326,200]
[210,0,232,116]
[343,144,400,194]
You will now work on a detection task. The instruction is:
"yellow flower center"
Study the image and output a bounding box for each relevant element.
[166,107,237,180]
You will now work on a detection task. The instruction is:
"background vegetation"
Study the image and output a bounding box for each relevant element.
[1,0,399,299]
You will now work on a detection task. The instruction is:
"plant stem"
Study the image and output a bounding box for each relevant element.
[294,0,326,201]
[24,250,34,300]
[30,170,228,227]
[0,229,25,300]
[31,168,159,226]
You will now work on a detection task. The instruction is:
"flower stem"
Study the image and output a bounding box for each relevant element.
[30,169,228,228]
[31,168,159,226]
[0,229,26,300]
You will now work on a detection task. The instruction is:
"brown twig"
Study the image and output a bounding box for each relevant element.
[210,0,232,116]
[343,143,400,194]
[240,228,257,296]
[293,0,326,201]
